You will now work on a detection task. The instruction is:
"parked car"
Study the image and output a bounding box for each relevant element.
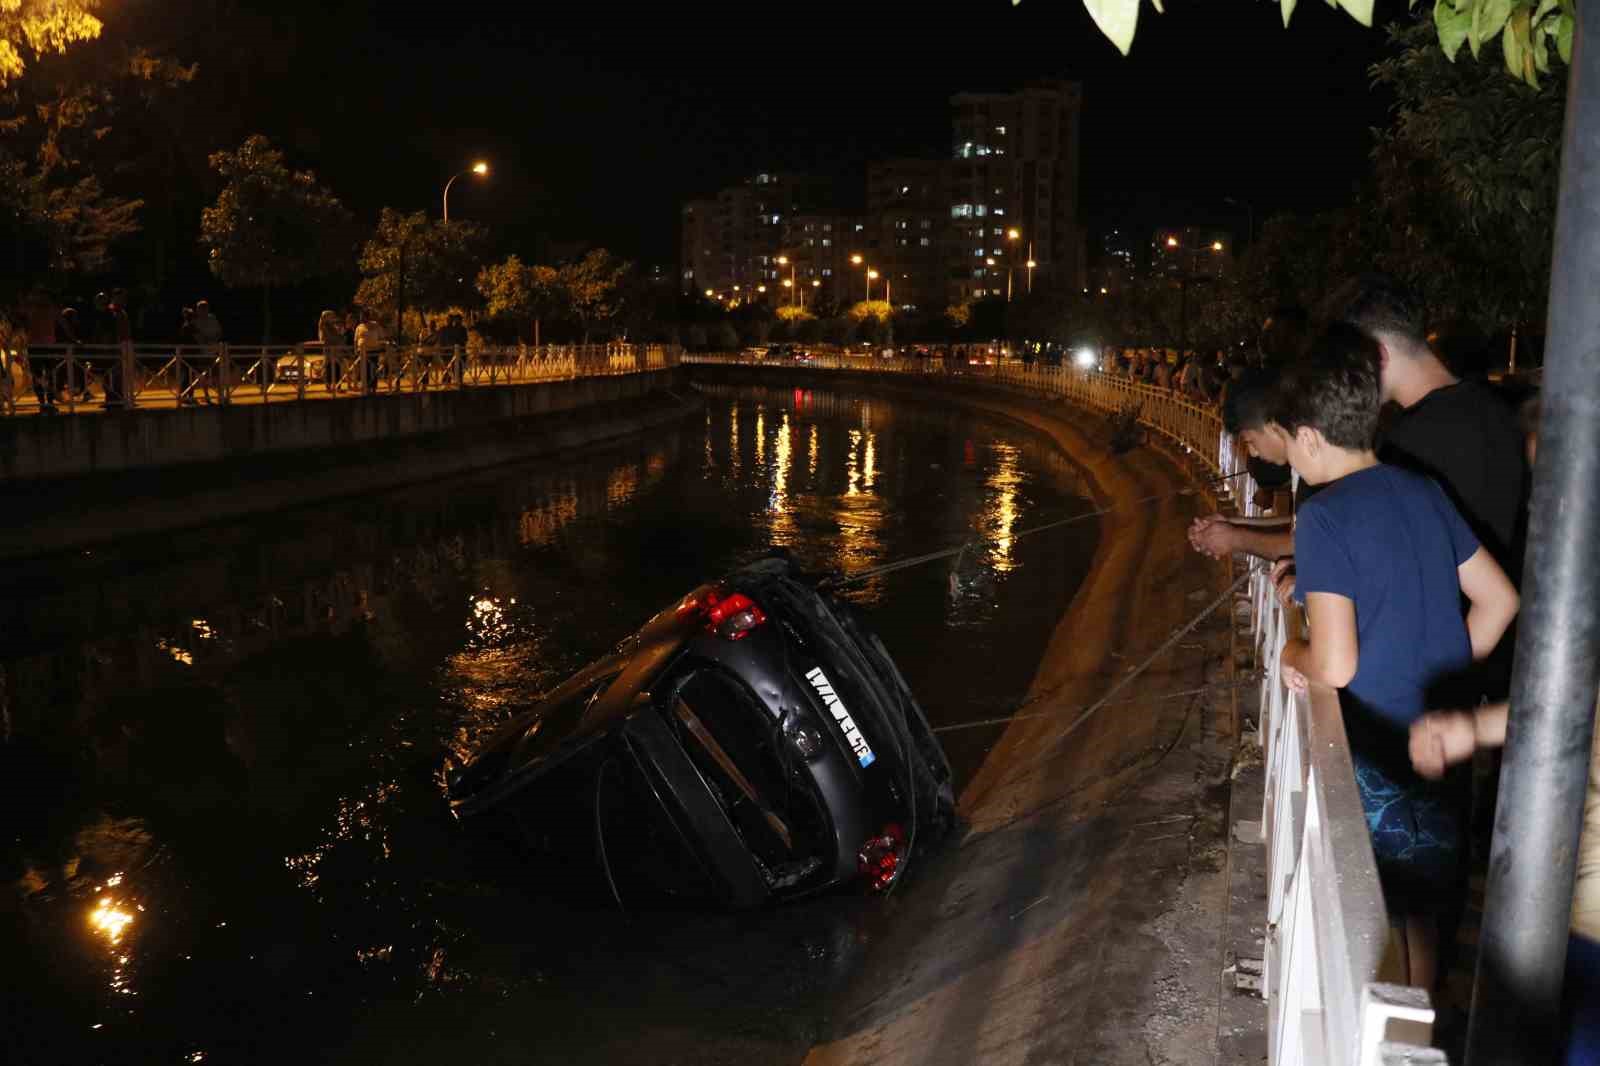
[447,556,955,908]
[272,343,327,385]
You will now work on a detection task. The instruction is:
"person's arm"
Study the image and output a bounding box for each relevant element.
[1279,591,1359,691]
[1189,516,1292,561]
[1458,547,1519,660]
[1409,700,1510,779]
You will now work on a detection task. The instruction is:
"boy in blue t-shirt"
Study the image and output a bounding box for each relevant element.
[1274,325,1520,991]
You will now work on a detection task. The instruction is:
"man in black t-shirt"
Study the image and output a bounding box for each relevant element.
[1330,275,1527,579]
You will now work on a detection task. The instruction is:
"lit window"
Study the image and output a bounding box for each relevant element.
[993,227,1003,236]
[994,208,1005,215]
[854,223,865,232]
[920,219,931,229]
[822,268,833,276]
[972,268,985,278]
[951,204,973,218]
[823,223,832,231]
[995,125,1006,135]
[995,187,1004,196]
[974,249,985,257]
[920,237,931,246]
[900,185,910,195]
[899,238,908,246]
[805,223,814,232]
[975,288,986,297]
[821,239,831,247]
[975,204,988,217]
[993,248,1004,256]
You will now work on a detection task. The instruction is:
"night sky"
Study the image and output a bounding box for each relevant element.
[169,0,1401,265]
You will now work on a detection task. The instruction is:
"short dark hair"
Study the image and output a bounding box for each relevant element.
[1274,324,1382,450]
[1221,366,1280,435]
[1327,274,1426,345]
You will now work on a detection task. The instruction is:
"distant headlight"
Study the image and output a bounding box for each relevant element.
[1074,347,1096,369]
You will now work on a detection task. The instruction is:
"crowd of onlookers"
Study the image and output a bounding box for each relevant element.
[1181,275,1593,1062]
[2,289,477,410]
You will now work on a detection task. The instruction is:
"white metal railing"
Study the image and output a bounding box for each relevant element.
[685,347,1441,1065]
[0,342,678,416]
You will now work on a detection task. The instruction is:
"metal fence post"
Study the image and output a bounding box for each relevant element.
[219,344,231,406]
[296,344,306,402]
[122,339,137,409]
[1466,8,1600,1061]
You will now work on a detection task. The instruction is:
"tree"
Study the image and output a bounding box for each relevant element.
[1064,0,1572,90]
[558,248,631,342]
[355,209,489,339]
[476,255,562,343]
[200,135,352,344]
[0,0,102,87]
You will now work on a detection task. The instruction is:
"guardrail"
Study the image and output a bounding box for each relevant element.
[0,342,678,415]
[682,348,1441,1064]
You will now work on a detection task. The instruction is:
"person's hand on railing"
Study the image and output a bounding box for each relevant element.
[1271,557,1297,609]
[1279,652,1310,694]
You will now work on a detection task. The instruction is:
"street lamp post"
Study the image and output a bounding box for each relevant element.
[1006,228,1021,301]
[776,255,796,307]
[850,254,867,301]
[1026,257,1037,294]
[442,160,489,222]
[866,268,879,303]
[1167,234,1223,364]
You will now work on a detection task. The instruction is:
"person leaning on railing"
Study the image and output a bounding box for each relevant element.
[1188,366,1296,563]
[1408,398,1597,1064]
[1272,325,1519,994]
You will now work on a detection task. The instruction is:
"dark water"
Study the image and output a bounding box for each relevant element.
[0,384,1098,1066]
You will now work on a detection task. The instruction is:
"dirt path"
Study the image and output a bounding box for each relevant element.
[804,389,1236,1066]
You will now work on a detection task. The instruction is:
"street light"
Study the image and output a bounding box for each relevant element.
[866,268,879,302]
[705,288,715,298]
[1166,235,1225,363]
[443,160,489,222]
[1005,229,1021,300]
[1027,258,1037,293]
[776,255,797,306]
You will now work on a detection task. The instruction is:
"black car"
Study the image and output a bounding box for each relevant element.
[447,557,955,908]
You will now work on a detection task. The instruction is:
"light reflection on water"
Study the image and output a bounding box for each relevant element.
[1,383,1096,1066]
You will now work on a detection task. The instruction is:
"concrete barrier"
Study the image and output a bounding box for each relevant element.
[1,367,684,482]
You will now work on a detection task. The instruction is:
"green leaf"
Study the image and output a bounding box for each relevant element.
[1533,28,1551,73]
[1557,11,1573,63]
[1337,0,1374,26]
[1502,13,1523,78]
[1083,0,1141,55]
[1150,0,1164,15]
[1471,0,1513,55]
[1533,0,1559,23]
[1281,0,1298,26]
[1434,0,1474,60]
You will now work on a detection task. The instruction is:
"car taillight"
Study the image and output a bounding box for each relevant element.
[678,588,768,641]
[858,823,906,893]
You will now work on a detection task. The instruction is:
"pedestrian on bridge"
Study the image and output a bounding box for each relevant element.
[317,310,343,393]
[192,300,223,404]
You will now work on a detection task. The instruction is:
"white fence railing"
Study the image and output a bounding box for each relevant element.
[684,349,1441,1065]
[0,342,678,416]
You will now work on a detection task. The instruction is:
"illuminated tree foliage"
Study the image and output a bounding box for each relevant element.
[200,135,352,342]
[0,0,102,87]
[355,208,489,329]
[1054,0,1571,88]
[558,248,631,342]
[476,254,562,342]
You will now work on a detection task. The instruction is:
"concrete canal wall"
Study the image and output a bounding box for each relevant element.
[1,368,690,561]
[686,361,1238,1066]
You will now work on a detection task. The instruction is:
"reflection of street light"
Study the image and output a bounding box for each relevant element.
[443,160,490,222]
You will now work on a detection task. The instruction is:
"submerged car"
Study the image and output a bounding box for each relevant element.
[447,557,955,908]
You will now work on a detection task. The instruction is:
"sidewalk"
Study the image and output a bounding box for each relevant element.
[802,392,1244,1066]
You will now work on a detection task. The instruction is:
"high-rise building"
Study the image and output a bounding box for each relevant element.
[947,80,1083,302]
[678,172,834,299]
[865,159,950,311]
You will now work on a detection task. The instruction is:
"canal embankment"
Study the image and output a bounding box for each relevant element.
[687,363,1239,1066]
[0,368,691,561]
